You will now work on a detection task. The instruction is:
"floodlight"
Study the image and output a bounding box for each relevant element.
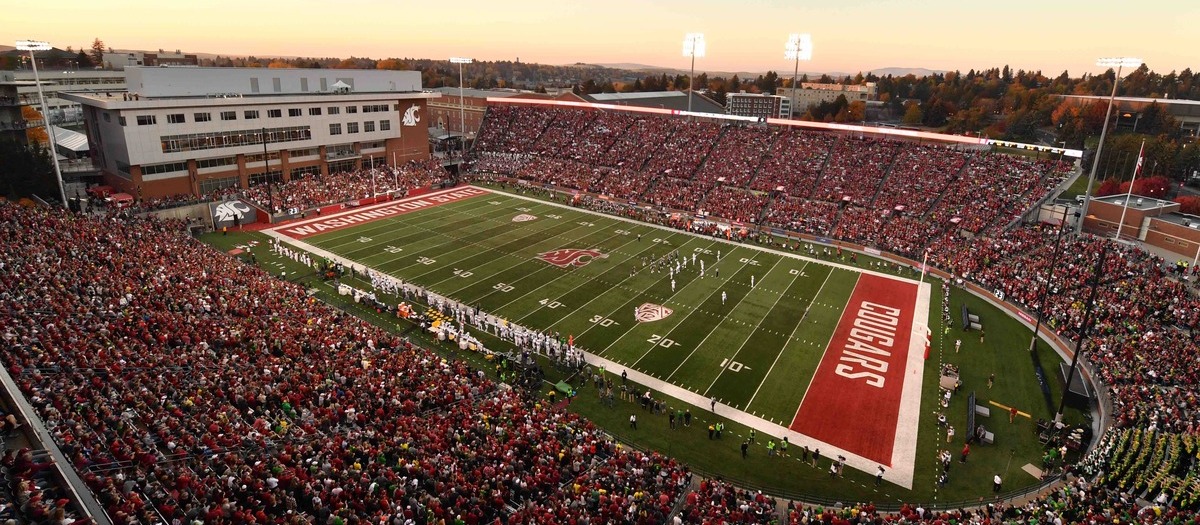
[1096,57,1143,69]
[16,40,51,51]
[682,33,705,58]
[449,57,473,64]
[785,33,813,61]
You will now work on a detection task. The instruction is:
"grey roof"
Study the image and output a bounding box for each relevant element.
[585,91,724,114]
[1093,194,1177,210]
[51,126,88,152]
[431,87,526,99]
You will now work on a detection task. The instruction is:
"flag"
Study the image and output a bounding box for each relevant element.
[1134,142,1145,176]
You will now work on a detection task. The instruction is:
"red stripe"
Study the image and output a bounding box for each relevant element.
[791,273,918,466]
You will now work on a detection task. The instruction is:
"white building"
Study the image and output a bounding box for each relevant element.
[63,67,437,198]
[778,82,876,117]
[14,70,125,123]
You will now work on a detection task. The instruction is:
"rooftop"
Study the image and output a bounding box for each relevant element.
[1092,193,1178,210]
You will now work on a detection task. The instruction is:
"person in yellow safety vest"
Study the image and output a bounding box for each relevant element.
[767,440,776,456]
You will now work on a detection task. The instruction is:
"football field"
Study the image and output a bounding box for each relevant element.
[268,186,931,486]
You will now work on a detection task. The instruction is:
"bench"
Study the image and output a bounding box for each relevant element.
[968,314,980,323]
[982,431,995,445]
[969,322,983,331]
[975,405,991,418]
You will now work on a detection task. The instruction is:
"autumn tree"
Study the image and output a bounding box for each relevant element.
[90,38,106,66]
[21,106,48,145]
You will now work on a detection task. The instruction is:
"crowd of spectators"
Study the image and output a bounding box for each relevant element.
[810,137,903,205]
[693,126,773,189]
[750,130,836,194]
[701,187,769,224]
[238,161,448,212]
[0,201,694,524]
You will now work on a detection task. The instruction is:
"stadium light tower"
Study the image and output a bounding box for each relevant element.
[450,57,473,158]
[785,33,813,119]
[1077,57,1143,234]
[682,33,705,119]
[16,39,67,207]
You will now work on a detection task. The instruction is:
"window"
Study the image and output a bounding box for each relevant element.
[197,157,237,169]
[141,162,188,176]
[346,106,357,114]
[380,120,391,131]
[268,109,282,118]
[290,165,320,180]
[136,115,157,126]
[221,111,236,121]
[364,121,375,133]
[118,116,126,126]
[244,110,260,120]
[167,114,185,124]
[159,126,313,153]
[288,108,302,117]
[102,113,111,123]
[309,107,322,116]
[329,123,342,135]
[289,148,318,158]
[194,112,212,122]
[198,176,239,195]
[346,122,359,134]
[249,170,283,188]
[362,104,389,113]
[328,106,340,115]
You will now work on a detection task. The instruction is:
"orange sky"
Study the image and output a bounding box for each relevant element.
[13,0,1197,76]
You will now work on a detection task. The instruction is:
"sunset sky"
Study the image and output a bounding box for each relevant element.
[14,0,1197,76]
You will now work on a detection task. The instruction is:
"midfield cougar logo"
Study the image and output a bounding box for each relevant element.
[213,200,252,223]
[536,249,606,268]
[635,303,673,323]
[512,214,537,222]
[402,105,421,126]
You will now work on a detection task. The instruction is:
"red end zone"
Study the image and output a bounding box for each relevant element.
[791,273,918,466]
[275,187,490,239]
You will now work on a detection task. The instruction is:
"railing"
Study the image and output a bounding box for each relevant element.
[60,158,99,172]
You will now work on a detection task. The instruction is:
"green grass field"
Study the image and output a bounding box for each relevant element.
[290,190,872,426]
[247,185,1089,505]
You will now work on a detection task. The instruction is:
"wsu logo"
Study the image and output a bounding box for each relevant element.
[536,249,606,268]
[402,105,421,126]
[213,200,252,223]
[512,214,537,222]
[635,303,673,323]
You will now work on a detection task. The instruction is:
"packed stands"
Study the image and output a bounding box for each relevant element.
[762,197,839,237]
[810,137,902,205]
[749,129,835,194]
[693,125,773,188]
[646,177,713,212]
[238,160,448,212]
[0,202,700,524]
[701,187,770,224]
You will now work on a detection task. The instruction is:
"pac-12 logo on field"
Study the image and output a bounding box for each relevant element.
[536,249,606,268]
[512,214,537,222]
[635,303,673,323]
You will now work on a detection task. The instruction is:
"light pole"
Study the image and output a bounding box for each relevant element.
[682,33,705,120]
[785,33,813,119]
[1057,140,1067,163]
[1077,57,1142,234]
[450,57,472,158]
[16,40,67,207]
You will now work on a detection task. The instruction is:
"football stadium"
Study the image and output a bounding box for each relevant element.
[2,31,1199,525]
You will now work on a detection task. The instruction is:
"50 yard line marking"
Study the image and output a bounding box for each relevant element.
[744,265,834,411]
[504,231,685,324]
[701,260,808,396]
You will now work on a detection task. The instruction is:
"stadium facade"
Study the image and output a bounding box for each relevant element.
[62,67,436,198]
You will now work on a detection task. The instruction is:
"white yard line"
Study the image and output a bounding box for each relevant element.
[665,257,783,382]
[702,260,805,395]
[745,265,830,410]
[789,272,859,414]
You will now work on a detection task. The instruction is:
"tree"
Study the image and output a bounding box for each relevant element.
[901,101,923,125]
[0,141,57,201]
[90,38,106,66]
[21,106,48,145]
[76,50,93,69]
[1176,196,1200,215]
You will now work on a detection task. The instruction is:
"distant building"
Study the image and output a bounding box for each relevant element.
[13,70,126,122]
[0,71,34,145]
[63,67,436,199]
[101,50,200,69]
[586,91,725,114]
[1083,194,1200,259]
[1057,95,1200,137]
[726,92,784,120]
[777,82,876,117]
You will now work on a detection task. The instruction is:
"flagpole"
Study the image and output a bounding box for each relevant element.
[1114,139,1145,241]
